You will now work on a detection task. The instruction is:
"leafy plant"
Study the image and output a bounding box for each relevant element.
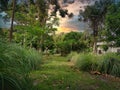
[75,53,99,71]
[99,53,120,77]
[0,40,42,90]
[67,52,80,63]
[101,45,108,51]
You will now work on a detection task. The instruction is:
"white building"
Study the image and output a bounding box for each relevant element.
[97,42,120,54]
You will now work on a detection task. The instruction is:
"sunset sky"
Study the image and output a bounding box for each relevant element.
[0,0,97,33]
[56,0,97,33]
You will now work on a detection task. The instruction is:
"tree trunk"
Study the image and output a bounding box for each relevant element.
[36,0,47,26]
[92,19,98,54]
[9,0,16,42]
[93,36,97,53]
[39,35,43,52]
[36,0,48,52]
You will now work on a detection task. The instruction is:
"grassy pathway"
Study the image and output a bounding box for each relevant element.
[31,55,120,90]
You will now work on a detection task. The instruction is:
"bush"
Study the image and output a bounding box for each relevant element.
[57,41,71,56]
[0,40,42,90]
[99,53,120,77]
[74,52,120,77]
[67,52,78,62]
[101,45,108,51]
[75,53,99,71]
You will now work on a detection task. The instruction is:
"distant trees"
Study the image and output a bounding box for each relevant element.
[2,0,74,51]
[55,32,88,56]
[63,32,87,52]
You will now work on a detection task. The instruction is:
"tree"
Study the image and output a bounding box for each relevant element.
[80,0,114,53]
[35,0,48,27]
[81,5,101,53]
[64,32,88,52]
[9,0,16,42]
[0,0,8,11]
[54,32,88,55]
[105,3,120,46]
[11,0,59,51]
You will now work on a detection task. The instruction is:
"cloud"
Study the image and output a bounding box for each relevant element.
[57,0,97,33]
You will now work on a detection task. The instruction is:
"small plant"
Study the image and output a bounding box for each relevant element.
[99,53,120,77]
[67,52,78,62]
[75,53,99,71]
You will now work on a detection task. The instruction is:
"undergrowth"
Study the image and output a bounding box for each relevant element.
[0,40,42,90]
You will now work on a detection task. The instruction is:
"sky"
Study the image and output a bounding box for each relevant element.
[0,12,17,29]
[0,0,97,33]
[0,12,11,28]
[56,0,97,33]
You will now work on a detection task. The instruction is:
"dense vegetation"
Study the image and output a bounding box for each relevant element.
[105,3,120,46]
[0,0,120,90]
[31,55,120,90]
[68,52,120,77]
[0,39,42,90]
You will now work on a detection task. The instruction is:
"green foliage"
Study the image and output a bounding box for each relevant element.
[54,32,90,55]
[81,0,114,53]
[57,40,71,56]
[31,55,120,90]
[65,32,88,53]
[74,52,120,77]
[67,52,79,64]
[101,45,108,51]
[64,32,82,41]
[99,53,120,77]
[0,40,42,90]
[13,25,54,51]
[11,1,58,50]
[0,29,5,38]
[81,0,113,22]
[0,0,8,11]
[105,3,120,46]
[75,53,99,71]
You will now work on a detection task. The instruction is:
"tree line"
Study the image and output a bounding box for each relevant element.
[0,0,120,54]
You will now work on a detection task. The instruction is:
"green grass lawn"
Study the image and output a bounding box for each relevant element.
[30,55,120,90]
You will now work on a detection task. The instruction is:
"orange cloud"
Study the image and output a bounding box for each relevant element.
[56,27,78,34]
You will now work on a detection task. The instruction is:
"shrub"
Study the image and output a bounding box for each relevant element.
[74,52,120,77]
[75,53,99,71]
[0,40,42,90]
[67,52,78,62]
[70,54,80,64]
[101,45,108,51]
[99,53,120,77]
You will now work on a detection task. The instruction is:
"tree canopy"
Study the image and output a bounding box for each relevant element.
[105,3,120,46]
